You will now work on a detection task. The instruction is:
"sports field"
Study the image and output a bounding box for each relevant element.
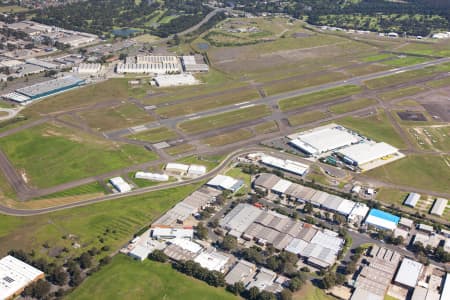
[178,105,271,134]
[337,110,406,148]
[366,155,450,194]
[67,256,237,300]
[0,122,156,188]
[279,85,362,112]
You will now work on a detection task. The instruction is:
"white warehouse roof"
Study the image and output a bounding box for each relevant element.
[338,142,398,166]
[0,255,44,300]
[404,193,421,208]
[135,171,169,182]
[194,250,230,272]
[290,125,359,155]
[166,163,190,173]
[109,176,132,193]
[169,238,203,254]
[260,154,309,176]
[207,175,243,192]
[430,198,448,216]
[154,74,199,87]
[272,179,292,194]
[394,258,423,288]
[441,273,450,300]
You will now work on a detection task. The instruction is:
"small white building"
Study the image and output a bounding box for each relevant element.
[109,177,132,193]
[394,258,423,288]
[165,163,190,174]
[151,227,194,240]
[194,250,230,272]
[430,198,448,216]
[0,255,45,300]
[207,175,244,192]
[187,164,207,177]
[74,63,102,75]
[153,73,199,87]
[135,171,169,182]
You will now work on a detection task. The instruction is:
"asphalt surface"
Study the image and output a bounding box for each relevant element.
[104,57,450,137]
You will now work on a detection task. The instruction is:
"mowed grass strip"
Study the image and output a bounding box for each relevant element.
[165,143,196,156]
[279,85,362,112]
[329,98,377,114]
[0,122,157,188]
[425,76,450,88]
[382,56,429,67]
[364,63,450,89]
[129,126,178,143]
[67,256,238,300]
[264,72,347,96]
[378,86,427,101]
[337,109,406,148]
[34,182,106,200]
[366,155,450,194]
[253,121,279,134]
[78,103,155,132]
[288,110,328,127]
[178,105,271,134]
[155,87,259,118]
[201,129,253,147]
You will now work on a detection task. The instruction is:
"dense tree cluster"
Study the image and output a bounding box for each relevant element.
[225,0,450,35]
[30,0,211,37]
[172,260,226,287]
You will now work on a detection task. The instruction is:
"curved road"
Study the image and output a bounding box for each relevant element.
[0,147,265,216]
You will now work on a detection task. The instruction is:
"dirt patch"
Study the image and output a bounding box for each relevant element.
[397,111,427,121]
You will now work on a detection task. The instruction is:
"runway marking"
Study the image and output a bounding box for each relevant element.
[239,104,255,109]
[189,116,200,120]
[186,113,197,117]
[234,101,249,106]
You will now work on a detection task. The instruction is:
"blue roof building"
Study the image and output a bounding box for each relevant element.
[365,209,400,231]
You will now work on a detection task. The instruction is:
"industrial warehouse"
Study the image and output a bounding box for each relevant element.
[286,124,404,171]
[116,55,182,74]
[2,75,85,104]
[219,203,345,269]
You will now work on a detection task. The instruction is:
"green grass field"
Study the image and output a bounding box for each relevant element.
[253,121,279,134]
[376,187,408,206]
[378,86,426,101]
[425,76,450,88]
[155,87,259,118]
[364,63,450,89]
[129,127,178,143]
[0,122,157,188]
[337,110,406,148]
[78,103,155,132]
[178,105,271,134]
[24,79,130,116]
[0,184,199,258]
[34,182,106,200]
[328,98,377,114]
[202,129,254,147]
[288,110,328,127]
[166,143,196,156]
[177,155,224,171]
[367,155,450,194]
[360,53,395,62]
[67,255,238,300]
[382,56,429,67]
[279,85,362,112]
[293,282,332,300]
